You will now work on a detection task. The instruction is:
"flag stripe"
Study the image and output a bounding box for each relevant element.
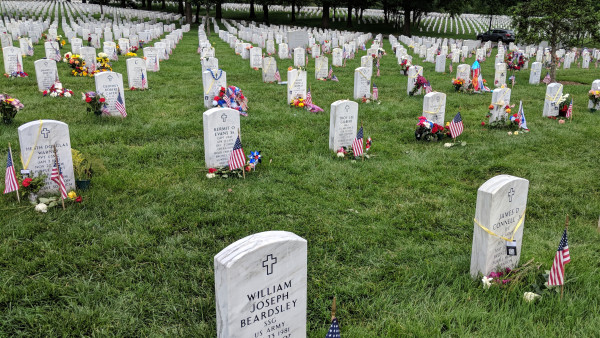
[352,126,364,157]
[547,230,570,286]
[228,136,246,170]
[4,151,19,194]
[449,112,463,138]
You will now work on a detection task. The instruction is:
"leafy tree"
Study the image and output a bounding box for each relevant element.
[512,0,600,81]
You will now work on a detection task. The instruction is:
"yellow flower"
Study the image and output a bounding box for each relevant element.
[514,131,519,135]
[68,191,77,200]
[299,103,304,107]
[445,121,450,127]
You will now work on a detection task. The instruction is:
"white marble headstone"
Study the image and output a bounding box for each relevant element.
[262,57,277,83]
[354,67,371,100]
[3,46,23,74]
[529,62,542,85]
[143,47,160,72]
[203,107,241,168]
[203,69,227,108]
[407,65,424,95]
[489,87,511,123]
[588,80,600,110]
[470,175,529,277]
[287,69,307,103]
[17,120,75,195]
[543,83,563,117]
[423,92,446,126]
[314,56,328,79]
[126,58,148,90]
[214,231,307,338]
[329,100,358,151]
[494,63,507,87]
[293,47,305,67]
[34,59,58,91]
[94,72,127,117]
[249,47,262,69]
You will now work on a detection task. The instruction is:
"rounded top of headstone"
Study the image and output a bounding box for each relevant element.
[478,174,528,194]
[18,119,67,132]
[215,231,306,268]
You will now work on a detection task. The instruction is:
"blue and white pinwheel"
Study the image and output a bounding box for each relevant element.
[248,151,262,167]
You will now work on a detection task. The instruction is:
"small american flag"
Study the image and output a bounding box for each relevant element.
[518,101,528,131]
[325,317,341,338]
[376,58,380,77]
[449,112,463,138]
[449,63,453,73]
[372,84,378,101]
[542,72,551,84]
[566,98,573,119]
[305,87,313,105]
[112,48,118,61]
[228,135,246,170]
[141,71,147,88]
[547,229,571,286]
[223,94,231,107]
[274,68,281,82]
[154,56,159,71]
[28,42,34,56]
[331,74,339,82]
[54,46,61,61]
[115,91,127,117]
[51,159,67,200]
[16,60,22,73]
[328,66,333,79]
[352,126,364,157]
[4,150,19,194]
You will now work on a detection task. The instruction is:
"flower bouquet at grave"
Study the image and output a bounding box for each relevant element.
[485,104,521,129]
[125,51,137,57]
[399,59,411,75]
[505,52,526,71]
[19,174,46,202]
[588,90,600,111]
[116,44,122,55]
[65,54,89,77]
[415,116,448,141]
[94,53,112,73]
[82,91,109,116]
[130,46,139,54]
[213,86,249,116]
[452,78,465,92]
[557,94,572,118]
[42,33,48,41]
[0,93,25,124]
[43,81,73,98]
[56,35,65,49]
[206,151,262,179]
[4,70,28,79]
[34,190,84,212]
[409,75,431,96]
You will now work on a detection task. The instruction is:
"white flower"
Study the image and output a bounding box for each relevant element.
[206,173,216,178]
[55,82,62,90]
[482,276,493,289]
[64,92,71,98]
[337,152,345,157]
[98,52,108,58]
[35,203,48,213]
[523,292,541,302]
[507,131,513,135]
[444,143,452,148]
[50,92,58,97]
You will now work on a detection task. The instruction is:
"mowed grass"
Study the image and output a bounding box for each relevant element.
[1,17,600,336]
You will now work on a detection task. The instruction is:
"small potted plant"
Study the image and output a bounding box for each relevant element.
[72,149,93,190]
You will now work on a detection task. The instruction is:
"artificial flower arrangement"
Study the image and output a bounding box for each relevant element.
[290,95,324,113]
[360,94,380,104]
[64,53,89,77]
[0,93,25,124]
[130,46,139,54]
[415,116,449,141]
[34,191,83,212]
[4,70,28,78]
[399,59,411,75]
[335,138,373,160]
[589,90,600,112]
[555,93,572,117]
[212,86,249,116]
[95,53,112,72]
[82,91,109,116]
[485,103,520,128]
[452,78,466,92]
[18,174,46,201]
[43,81,73,98]
[409,74,431,96]
[125,51,137,57]
[206,151,262,179]
[55,35,65,48]
[505,51,527,71]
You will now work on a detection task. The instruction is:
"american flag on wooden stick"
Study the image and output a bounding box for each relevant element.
[566,98,573,119]
[274,67,281,82]
[449,112,463,138]
[352,126,364,157]
[305,87,313,105]
[372,84,378,101]
[51,159,67,200]
[141,71,147,88]
[115,91,127,117]
[547,229,571,286]
[4,149,19,194]
[228,135,246,170]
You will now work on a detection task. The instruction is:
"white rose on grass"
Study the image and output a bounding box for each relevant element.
[50,92,58,97]
[523,292,541,302]
[35,203,48,213]
[64,92,71,98]
[481,276,493,289]
[337,152,345,158]
[206,173,216,178]
[98,52,108,58]
[444,143,452,148]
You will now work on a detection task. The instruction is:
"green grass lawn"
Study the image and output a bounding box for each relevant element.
[1,18,600,336]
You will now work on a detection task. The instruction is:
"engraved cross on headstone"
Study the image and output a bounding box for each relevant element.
[221,113,227,122]
[508,188,515,202]
[41,128,50,138]
[262,254,277,275]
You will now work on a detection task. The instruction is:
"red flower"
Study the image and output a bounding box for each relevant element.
[99,98,105,103]
[43,90,48,96]
[208,168,217,173]
[245,165,251,172]
[22,177,32,187]
[214,96,220,101]
[75,196,82,203]
[481,121,486,126]
[85,97,92,103]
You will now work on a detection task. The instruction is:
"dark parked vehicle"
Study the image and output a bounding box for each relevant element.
[477,29,516,43]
